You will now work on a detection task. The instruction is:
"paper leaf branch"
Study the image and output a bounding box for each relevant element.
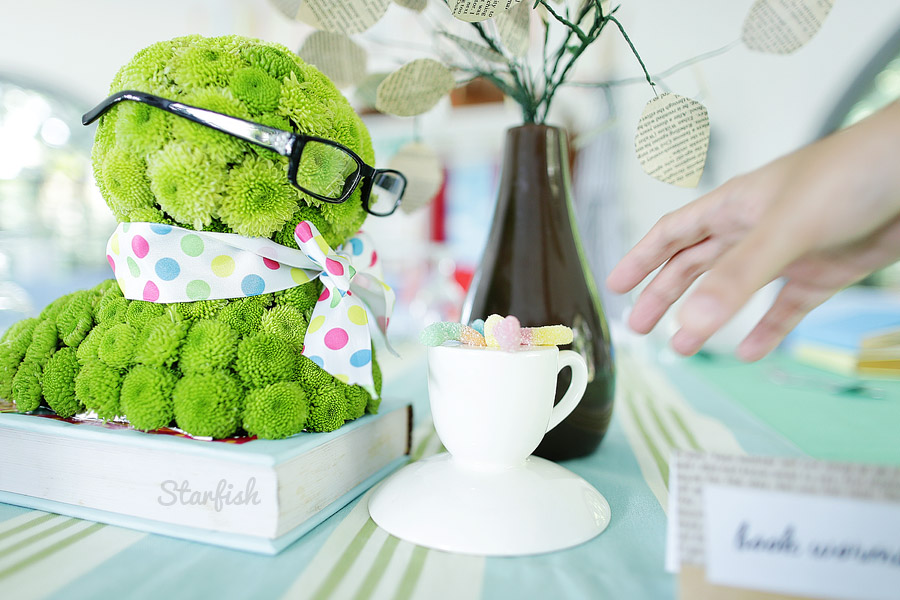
[375,59,457,116]
[634,93,710,188]
[298,32,367,89]
[742,0,835,55]
[494,0,531,57]
[449,0,522,23]
[394,0,428,12]
[283,0,392,34]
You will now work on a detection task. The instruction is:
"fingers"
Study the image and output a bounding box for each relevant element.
[606,201,711,294]
[628,239,720,334]
[736,281,833,361]
[671,224,804,356]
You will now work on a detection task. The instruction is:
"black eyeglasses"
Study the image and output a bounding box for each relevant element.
[83,90,406,217]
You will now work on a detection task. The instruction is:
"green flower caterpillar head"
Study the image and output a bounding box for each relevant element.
[92,35,374,248]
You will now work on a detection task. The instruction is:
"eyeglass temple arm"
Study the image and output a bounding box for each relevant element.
[82,90,296,157]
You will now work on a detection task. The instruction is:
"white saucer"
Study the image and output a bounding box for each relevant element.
[368,453,610,556]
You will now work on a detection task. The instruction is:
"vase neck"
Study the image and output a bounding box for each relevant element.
[500,124,571,207]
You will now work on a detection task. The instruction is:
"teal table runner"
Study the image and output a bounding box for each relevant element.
[1,345,894,600]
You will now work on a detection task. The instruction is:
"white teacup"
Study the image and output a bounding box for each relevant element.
[427,344,588,468]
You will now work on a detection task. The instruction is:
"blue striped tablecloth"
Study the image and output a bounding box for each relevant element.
[3,339,892,600]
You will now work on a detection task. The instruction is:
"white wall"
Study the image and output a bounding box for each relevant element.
[605,0,900,245]
[0,0,306,102]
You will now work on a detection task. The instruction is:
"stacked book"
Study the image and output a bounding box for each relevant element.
[0,399,412,554]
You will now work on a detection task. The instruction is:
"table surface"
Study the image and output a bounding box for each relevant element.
[1,335,898,600]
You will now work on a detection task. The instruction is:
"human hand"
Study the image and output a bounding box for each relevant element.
[607,100,900,361]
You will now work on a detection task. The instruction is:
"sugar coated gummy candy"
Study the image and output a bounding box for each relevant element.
[458,325,487,347]
[521,325,573,346]
[492,315,521,352]
[483,313,573,350]
[483,314,504,347]
[420,321,486,347]
[420,322,463,346]
[470,318,485,336]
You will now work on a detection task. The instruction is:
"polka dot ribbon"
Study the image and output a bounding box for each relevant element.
[106,221,395,396]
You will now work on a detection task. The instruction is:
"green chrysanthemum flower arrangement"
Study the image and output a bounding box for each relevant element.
[0,35,383,439]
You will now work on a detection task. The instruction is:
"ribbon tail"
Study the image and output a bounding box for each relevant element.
[349,273,399,357]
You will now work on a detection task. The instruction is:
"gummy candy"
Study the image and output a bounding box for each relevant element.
[483,314,504,347]
[420,321,486,347]
[424,315,571,350]
[470,318,485,336]
[492,315,521,352]
[483,313,573,349]
[521,325,573,346]
[459,325,487,347]
[420,322,464,347]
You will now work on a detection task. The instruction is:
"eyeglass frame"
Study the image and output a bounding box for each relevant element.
[82,90,406,217]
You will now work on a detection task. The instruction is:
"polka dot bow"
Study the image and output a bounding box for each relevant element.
[106,221,395,396]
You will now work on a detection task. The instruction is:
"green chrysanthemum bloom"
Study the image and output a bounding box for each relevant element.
[240,43,302,82]
[109,36,197,93]
[168,41,245,91]
[173,372,242,438]
[230,67,282,114]
[177,298,228,321]
[57,291,96,347]
[306,384,347,433]
[114,103,172,156]
[96,295,127,324]
[369,356,382,413]
[179,319,239,375]
[120,365,177,431]
[12,360,43,412]
[1,317,38,345]
[344,385,369,421]
[275,280,322,314]
[296,354,331,389]
[23,319,58,365]
[0,320,39,399]
[100,151,157,220]
[76,321,112,365]
[98,323,138,369]
[127,207,172,225]
[39,293,74,321]
[74,359,123,421]
[260,305,306,349]
[219,156,298,237]
[216,297,266,336]
[243,381,309,439]
[235,332,297,388]
[93,279,122,296]
[125,301,166,331]
[135,309,189,368]
[148,141,227,230]
[277,72,333,135]
[42,348,83,418]
[320,193,363,230]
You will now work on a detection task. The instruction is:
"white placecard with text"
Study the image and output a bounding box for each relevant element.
[704,484,900,600]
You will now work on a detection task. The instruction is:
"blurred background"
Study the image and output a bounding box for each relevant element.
[1,0,899,360]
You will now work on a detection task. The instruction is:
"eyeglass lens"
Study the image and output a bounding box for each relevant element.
[295,140,360,200]
[368,172,405,216]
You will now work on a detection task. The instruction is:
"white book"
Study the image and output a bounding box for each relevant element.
[0,400,412,554]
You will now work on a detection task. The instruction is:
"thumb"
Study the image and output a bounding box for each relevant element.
[670,221,804,356]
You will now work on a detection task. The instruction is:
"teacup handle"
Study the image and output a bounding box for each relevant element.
[546,350,589,432]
